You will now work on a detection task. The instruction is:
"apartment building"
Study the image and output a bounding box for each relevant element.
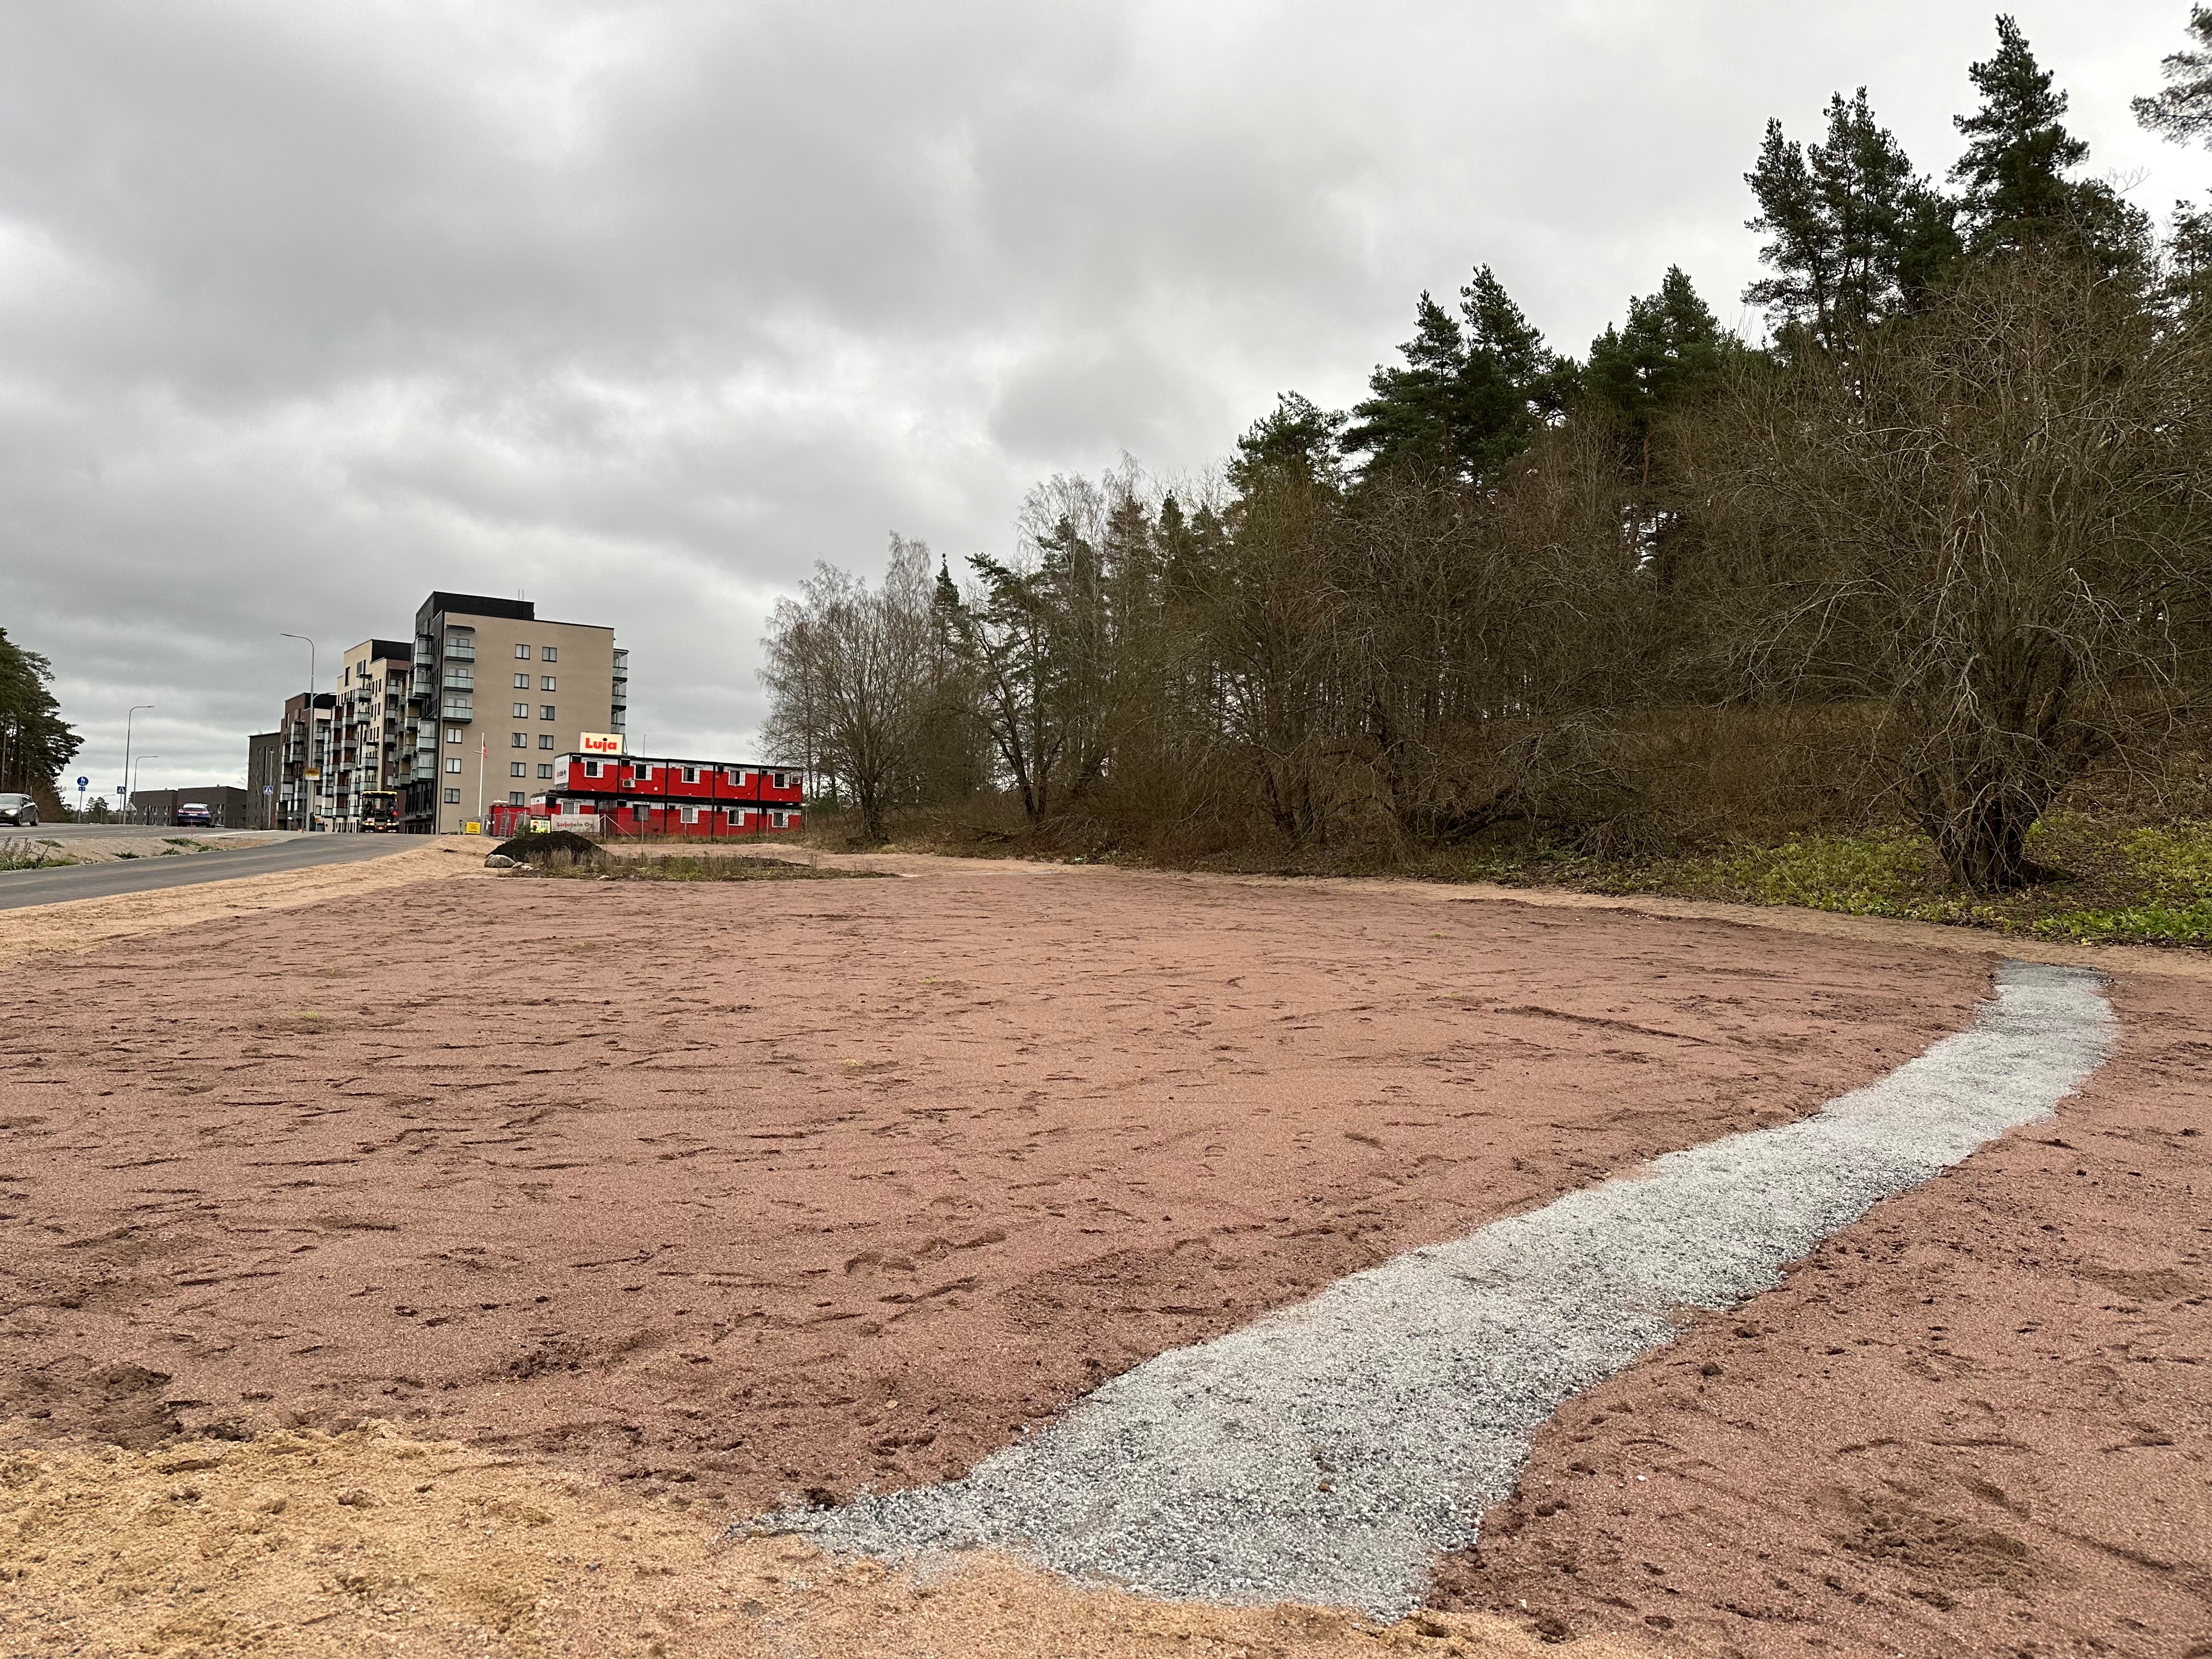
[402,592,627,834]
[330,639,415,826]
[268,691,335,831]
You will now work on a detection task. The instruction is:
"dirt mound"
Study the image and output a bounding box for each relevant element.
[0,1423,1590,1658]
[492,830,600,865]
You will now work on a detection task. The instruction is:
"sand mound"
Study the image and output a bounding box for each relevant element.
[0,1424,1620,1658]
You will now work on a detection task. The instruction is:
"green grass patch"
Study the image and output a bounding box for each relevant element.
[1451,815,2212,949]
[0,839,78,871]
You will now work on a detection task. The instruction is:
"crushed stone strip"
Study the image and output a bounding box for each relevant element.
[764,961,2113,1617]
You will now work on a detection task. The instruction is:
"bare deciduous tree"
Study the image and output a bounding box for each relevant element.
[760,536,946,845]
[1689,256,2212,888]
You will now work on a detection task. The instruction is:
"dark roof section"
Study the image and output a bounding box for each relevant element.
[415,592,535,631]
[369,638,414,662]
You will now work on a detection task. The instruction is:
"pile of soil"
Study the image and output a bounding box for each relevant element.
[492,829,601,865]
[0,1423,1593,1658]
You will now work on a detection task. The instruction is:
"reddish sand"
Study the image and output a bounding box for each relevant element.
[1,859,1985,1533]
[1431,972,2212,1657]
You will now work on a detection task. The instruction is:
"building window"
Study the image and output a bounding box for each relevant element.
[512,702,528,718]
[537,733,554,750]
[515,644,531,659]
[540,675,555,691]
[509,791,526,805]
[444,787,461,804]
[682,766,698,783]
[510,761,527,777]
[537,763,554,779]
[511,731,527,748]
[540,646,557,662]
[772,811,787,827]
[771,771,789,787]
[680,806,698,823]
[445,727,462,743]
[583,760,601,777]
[444,757,461,774]
[514,673,531,689]
[540,704,555,721]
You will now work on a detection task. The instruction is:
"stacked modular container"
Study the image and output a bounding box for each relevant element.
[524,753,805,838]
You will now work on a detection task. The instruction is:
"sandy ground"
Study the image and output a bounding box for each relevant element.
[0,862,1988,1507]
[1,853,2207,1655]
[0,837,484,967]
[0,1421,1638,1659]
[1431,970,2212,1657]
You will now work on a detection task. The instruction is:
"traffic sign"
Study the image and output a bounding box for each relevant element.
[262,785,274,795]
[76,776,87,789]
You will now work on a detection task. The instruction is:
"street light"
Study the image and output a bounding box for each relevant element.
[120,703,154,816]
[130,757,160,825]
[279,633,317,831]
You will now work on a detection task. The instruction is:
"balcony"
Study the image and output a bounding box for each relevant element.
[445,640,476,660]
[440,701,473,723]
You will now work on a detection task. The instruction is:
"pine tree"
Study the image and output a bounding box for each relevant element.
[0,626,79,800]
[1342,266,1570,486]
[1745,90,1954,348]
[1951,15,2148,268]
[1231,392,1347,492]
[1586,267,1728,477]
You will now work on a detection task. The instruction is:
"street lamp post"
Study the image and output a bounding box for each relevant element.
[120,703,154,817]
[130,757,160,825]
[279,633,316,831]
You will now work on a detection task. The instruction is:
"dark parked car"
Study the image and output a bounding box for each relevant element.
[0,792,37,827]
[175,802,213,828]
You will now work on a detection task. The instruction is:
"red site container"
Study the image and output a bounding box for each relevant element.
[509,753,808,840]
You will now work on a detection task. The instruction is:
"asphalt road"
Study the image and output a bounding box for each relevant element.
[0,833,422,911]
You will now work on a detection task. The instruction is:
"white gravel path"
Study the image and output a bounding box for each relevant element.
[769,961,2113,1616]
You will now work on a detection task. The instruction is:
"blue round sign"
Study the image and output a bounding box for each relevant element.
[76,776,88,788]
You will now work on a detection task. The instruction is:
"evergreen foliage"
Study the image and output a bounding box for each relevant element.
[0,626,79,798]
[2134,4,2212,143]
[1951,16,2148,269]
[1342,267,1573,486]
[1743,89,1955,348]
[1584,267,1727,458]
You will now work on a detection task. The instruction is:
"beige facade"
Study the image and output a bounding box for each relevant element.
[412,595,623,834]
[332,638,414,827]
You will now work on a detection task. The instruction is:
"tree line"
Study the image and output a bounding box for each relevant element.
[765,13,2212,890]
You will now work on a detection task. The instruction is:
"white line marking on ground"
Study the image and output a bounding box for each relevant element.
[770,961,2112,1616]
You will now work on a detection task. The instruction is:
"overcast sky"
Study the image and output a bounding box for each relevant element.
[4,2,2209,796]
